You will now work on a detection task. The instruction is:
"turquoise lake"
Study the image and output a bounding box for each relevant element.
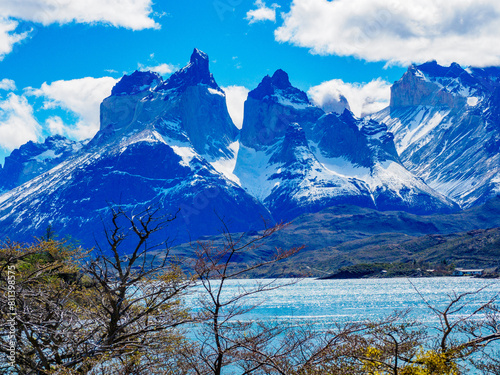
[184,277,500,373]
[186,276,500,350]
[189,277,500,326]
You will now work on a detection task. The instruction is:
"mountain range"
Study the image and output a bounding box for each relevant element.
[0,50,498,256]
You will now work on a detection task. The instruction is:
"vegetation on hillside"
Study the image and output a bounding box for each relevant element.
[1,206,500,374]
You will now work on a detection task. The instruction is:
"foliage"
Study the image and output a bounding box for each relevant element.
[324,261,456,279]
[0,206,192,375]
[183,219,304,375]
[1,207,499,375]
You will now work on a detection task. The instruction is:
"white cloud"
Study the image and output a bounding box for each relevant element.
[308,79,391,117]
[246,0,280,24]
[27,76,118,140]
[0,17,31,61]
[0,0,158,30]
[0,79,16,91]
[0,93,42,154]
[222,85,249,129]
[138,63,175,76]
[275,0,500,67]
[0,0,159,60]
[45,115,66,135]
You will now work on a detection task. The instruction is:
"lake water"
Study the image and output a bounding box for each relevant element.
[185,277,500,373]
[190,277,500,327]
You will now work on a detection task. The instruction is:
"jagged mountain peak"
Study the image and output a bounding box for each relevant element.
[0,134,86,193]
[414,61,466,78]
[240,71,323,149]
[159,48,220,92]
[269,123,309,165]
[190,48,209,65]
[248,69,309,104]
[271,69,292,89]
[374,60,500,209]
[111,70,162,96]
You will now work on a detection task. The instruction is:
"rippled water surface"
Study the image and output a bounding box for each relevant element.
[188,277,500,328]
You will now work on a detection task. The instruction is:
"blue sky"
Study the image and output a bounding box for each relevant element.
[1,0,499,164]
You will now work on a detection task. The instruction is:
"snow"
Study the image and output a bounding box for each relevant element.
[233,144,277,201]
[273,90,310,109]
[379,107,450,154]
[209,140,241,184]
[31,150,60,162]
[311,147,371,179]
[208,87,225,97]
[153,131,197,167]
[492,176,500,194]
[467,97,479,107]
[275,95,310,109]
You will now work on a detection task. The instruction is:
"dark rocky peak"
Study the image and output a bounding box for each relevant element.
[338,108,358,126]
[269,123,310,165]
[159,48,221,92]
[111,70,162,96]
[44,134,77,148]
[413,61,483,92]
[416,61,465,79]
[313,110,399,167]
[190,48,209,68]
[271,69,292,89]
[0,135,84,192]
[248,69,309,103]
[10,135,81,161]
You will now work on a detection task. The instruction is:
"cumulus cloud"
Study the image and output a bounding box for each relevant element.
[45,115,66,136]
[0,79,16,91]
[0,17,31,61]
[222,85,250,129]
[0,0,158,30]
[27,76,118,140]
[0,93,42,154]
[275,0,500,67]
[308,79,391,117]
[246,0,280,24]
[0,0,158,60]
[138,63,176,76]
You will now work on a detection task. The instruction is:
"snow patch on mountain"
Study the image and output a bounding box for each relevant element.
[375,61,500,208]
[208,140,240,184]
[467,97,479,107]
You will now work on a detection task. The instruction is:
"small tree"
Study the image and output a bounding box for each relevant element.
[183,219,304,375]
[0,238,89,374]
[0,206,193,375]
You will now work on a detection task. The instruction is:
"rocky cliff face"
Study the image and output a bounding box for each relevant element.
[0,135,85,193]
[391,63,467,109]
[373,61,500,208]
[0,50,271,248]
[0,54,474,249]
[97,49,238,161]
[240,69,324,149]
[234,71,457,220]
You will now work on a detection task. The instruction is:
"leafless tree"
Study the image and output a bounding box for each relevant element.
[182,219,304,375]
[0,205,193,375]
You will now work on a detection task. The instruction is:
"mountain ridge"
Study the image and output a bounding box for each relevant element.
[0,53,497,252]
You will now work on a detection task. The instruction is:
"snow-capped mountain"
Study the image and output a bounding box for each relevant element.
[0,49,271,247]
[96,49,238,161]
[372,61,500,208]
[234,70,457,220]
[0,52,476,249]
[0,135,86,193]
